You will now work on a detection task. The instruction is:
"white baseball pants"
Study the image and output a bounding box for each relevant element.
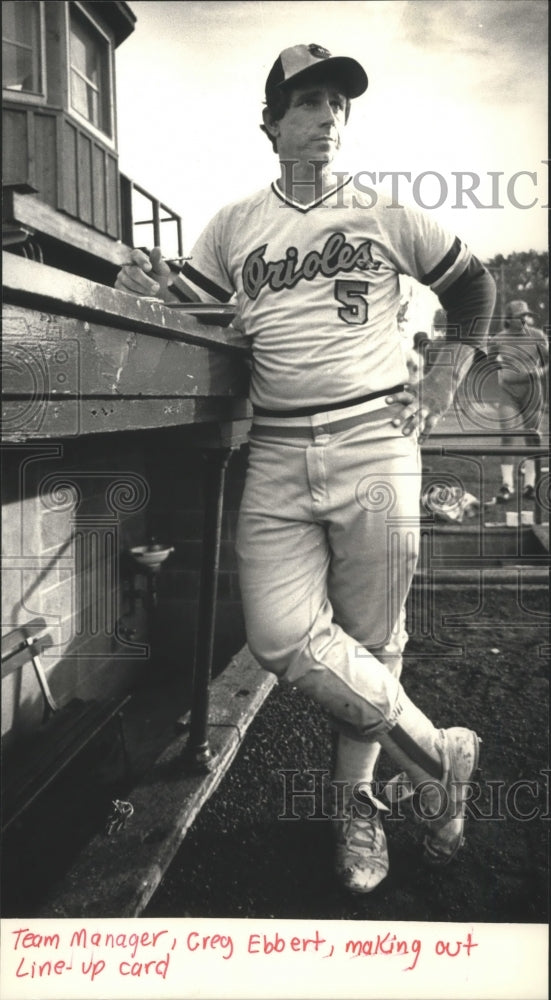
[236,398,422,740]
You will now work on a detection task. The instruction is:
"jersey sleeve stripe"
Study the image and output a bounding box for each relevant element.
[169,275,198,303]
[181,262,233,303]
[420,235,463,286]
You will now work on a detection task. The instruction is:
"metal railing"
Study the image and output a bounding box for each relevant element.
[421,430,548,524]
[119,173,184,259]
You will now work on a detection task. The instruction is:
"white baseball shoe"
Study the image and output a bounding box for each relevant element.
[385,726,481,865]
[334,791,389,893]
[421,727,481,864]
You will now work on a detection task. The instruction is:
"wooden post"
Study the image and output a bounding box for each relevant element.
[186,447,232,771]
[119,174,134,247]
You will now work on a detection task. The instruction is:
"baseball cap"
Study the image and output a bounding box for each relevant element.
[505,300,535,318]
[265,44,368,103]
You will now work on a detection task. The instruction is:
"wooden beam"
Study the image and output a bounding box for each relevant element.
[3,306,250,399]
[194,420,253,449]
[2,253,249,355]
[1,396,251,440]
[3,191,130,267]
[87,0,137,46]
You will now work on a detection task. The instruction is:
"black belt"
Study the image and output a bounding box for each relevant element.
[252,385,405,419]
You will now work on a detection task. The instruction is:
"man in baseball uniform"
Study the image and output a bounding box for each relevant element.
[487,300,548,502]
[116,44,496,893]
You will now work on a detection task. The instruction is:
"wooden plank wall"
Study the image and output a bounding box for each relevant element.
[3,106,58,206]
[3,104,120,239]
[60,116,120,238]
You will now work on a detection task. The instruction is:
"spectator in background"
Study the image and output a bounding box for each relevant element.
[487,300,548,502]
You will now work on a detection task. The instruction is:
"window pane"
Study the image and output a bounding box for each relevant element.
[69,8,111,136]
[2,1,42,93]
[70,15,99,84]
[89,86,99,125]
[3,1,34,44]
[70,69,90,122]
[2,43,31,92]
[70,24,88,76]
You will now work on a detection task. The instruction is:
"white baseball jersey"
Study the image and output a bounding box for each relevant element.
[174,177,473,411]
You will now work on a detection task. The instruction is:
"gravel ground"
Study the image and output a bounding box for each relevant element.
[144,585,549,924]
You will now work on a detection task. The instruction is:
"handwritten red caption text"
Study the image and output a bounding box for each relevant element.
[10,926,478,980]
[12,928,178,981]
[248,929,478,970]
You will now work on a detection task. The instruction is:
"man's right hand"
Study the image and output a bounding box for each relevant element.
[114,247,172,300]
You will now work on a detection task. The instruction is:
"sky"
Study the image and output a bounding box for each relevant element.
[115,0,548,265]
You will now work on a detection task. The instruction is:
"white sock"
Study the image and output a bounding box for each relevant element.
[523,460,535,488]
[500,464,514,490]
[334,734,381,800]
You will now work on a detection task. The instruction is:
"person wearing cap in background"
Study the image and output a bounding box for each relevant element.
[487,300,548,503]
[115,44,496,894]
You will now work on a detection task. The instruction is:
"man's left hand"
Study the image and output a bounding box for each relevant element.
[386,341,476,441]
[385,378,454,441]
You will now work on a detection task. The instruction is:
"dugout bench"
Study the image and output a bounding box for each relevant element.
[1,618,131,833]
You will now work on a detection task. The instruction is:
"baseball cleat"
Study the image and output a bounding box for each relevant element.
[421,727,481,865]
[334,792,389,893]
[384,727,481,865]
[522,484,536,501]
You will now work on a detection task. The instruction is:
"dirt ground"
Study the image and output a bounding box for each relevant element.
[145,584,549,924]
[143,418,550,923]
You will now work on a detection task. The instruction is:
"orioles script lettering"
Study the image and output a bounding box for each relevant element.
[242,233,382,299]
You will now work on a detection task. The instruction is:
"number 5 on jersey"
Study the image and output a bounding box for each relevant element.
[335,279,369,325]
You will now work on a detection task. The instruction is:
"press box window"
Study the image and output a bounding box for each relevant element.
[2,0,44,95]
[69,5,112,137]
